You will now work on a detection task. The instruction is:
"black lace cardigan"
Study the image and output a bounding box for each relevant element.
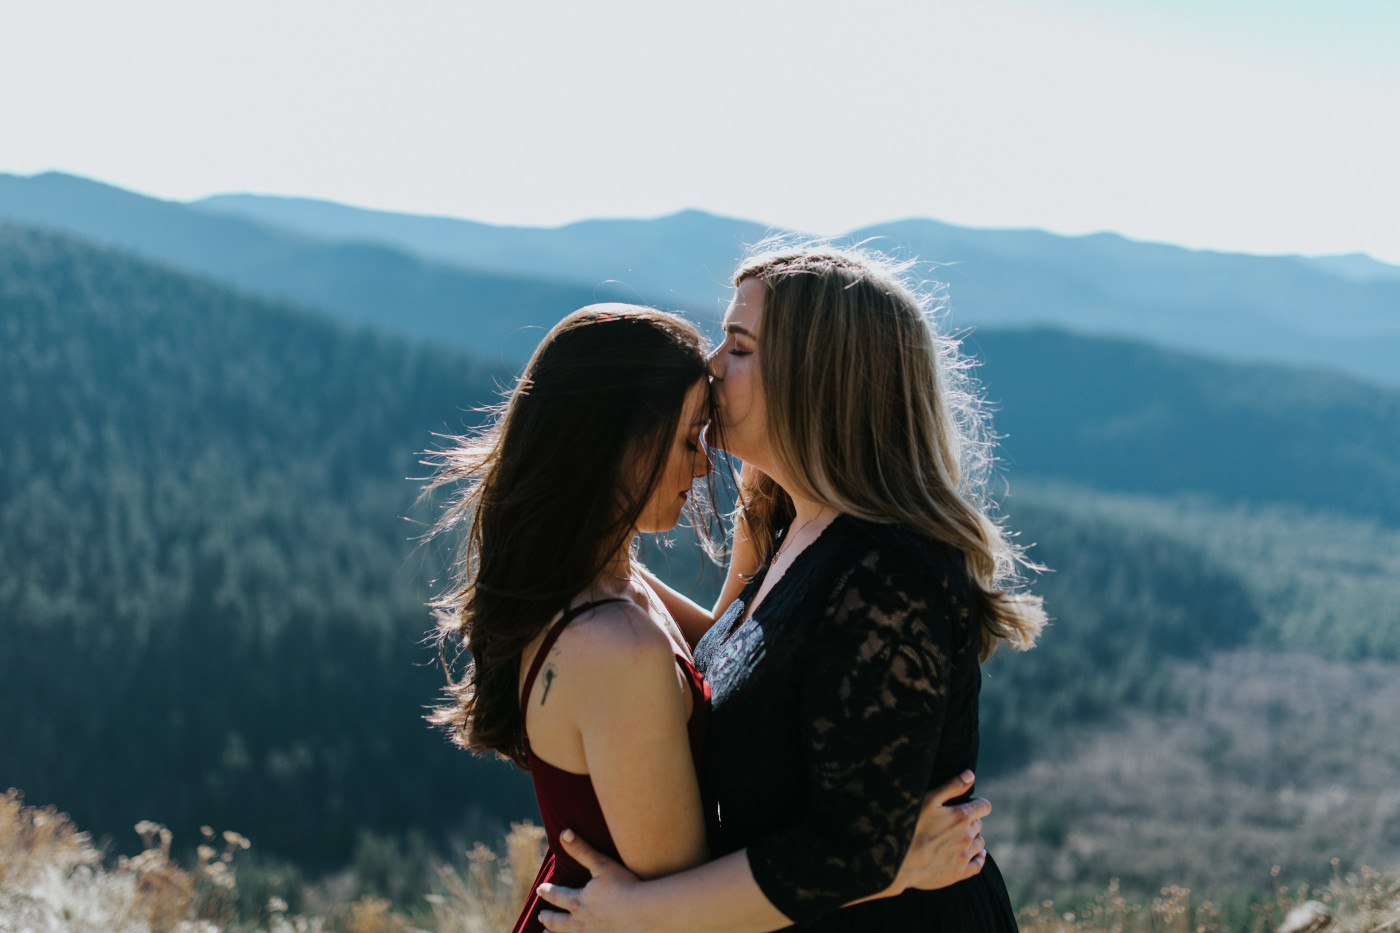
[693,514,1004,930]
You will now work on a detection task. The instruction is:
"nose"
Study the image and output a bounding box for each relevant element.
[707,344,726,380]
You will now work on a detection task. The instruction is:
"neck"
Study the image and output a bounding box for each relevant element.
[600,537,635,581]
[788,491,836,529]
[754,459,835,529]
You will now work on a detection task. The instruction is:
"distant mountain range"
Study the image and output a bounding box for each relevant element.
[187,193,1400,389]
[192,193,1400,386]
[194,194,768,316]
[1307,252,1400,283]
[0,172,634,362]
[2,170,1397,385]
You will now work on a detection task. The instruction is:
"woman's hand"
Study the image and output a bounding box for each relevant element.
[537,829,649,933]
[889,770,990,895]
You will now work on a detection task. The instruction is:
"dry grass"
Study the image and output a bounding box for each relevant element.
[0,791,545,932]
[0,788,298,933]
[1019,867,1400,933]
[0,787,207,932]
[3,784,1394,932]
[424,821,546,933]
[0,787,100,889]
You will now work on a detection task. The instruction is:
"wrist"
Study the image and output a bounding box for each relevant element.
[633,877,671,933]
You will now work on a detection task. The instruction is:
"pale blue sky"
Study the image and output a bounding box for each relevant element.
[2,0,1396,261]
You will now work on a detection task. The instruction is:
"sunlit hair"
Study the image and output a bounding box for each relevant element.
[423,305,712,767]
[733,244,1045,659]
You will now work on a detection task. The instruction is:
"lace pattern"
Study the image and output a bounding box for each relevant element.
[695,516,980,927]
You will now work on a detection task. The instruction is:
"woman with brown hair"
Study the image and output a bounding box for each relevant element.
[426,305,714,932]
[536,247,1045,932]
[426,303,991,933]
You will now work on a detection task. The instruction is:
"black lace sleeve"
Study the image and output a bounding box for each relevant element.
[745,545,957,926]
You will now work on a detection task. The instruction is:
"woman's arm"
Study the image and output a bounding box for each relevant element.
[536,773,990,933]
[544,604,709,877]
[541,842,782,933]
[637,509,760,647]
[634,565,721,647]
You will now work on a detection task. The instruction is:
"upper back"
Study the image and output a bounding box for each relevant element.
[518,593,692,774]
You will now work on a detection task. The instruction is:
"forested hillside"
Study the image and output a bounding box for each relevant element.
[978,499,1263,771]
[1014,484,1400,661]
[0,225,538,858]
[970,329,1400,523]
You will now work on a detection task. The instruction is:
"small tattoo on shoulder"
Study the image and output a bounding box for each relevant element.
[540,667,556,705]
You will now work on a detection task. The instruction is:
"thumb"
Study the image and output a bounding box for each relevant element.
[927,770,975,807]
[557,828,607,873]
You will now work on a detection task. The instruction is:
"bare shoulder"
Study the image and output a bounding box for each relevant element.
[551,598,676,675]
[522,598,687,771]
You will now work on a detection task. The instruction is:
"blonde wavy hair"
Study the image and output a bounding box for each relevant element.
[734,244,1045,659]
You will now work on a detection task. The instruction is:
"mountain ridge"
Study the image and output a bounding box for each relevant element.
[4,171,1398,384]
[0,171,637,362]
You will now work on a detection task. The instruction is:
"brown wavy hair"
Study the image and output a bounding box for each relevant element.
[424,305,711,767]
[733,245,1046,660]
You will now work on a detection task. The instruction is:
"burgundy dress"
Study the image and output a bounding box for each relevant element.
[512,599,710,933]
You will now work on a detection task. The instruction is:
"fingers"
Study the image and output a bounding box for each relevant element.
[950,832,988,884]
[952,796,991,825]
[926,770,975,807]
[556,828,603,873]
[535,882,580,912]
[539,908,580,932]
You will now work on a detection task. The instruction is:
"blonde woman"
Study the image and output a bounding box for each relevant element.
[537,247,1045,932]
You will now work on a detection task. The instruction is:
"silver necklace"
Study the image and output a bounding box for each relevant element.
[770,512,829,565]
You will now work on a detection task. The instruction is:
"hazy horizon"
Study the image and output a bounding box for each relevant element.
[9,167,1398,270]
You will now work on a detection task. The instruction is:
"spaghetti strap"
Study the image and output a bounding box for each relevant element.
[519,599,627,717]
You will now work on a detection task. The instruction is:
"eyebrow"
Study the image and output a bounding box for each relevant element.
[724,323,757,339]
